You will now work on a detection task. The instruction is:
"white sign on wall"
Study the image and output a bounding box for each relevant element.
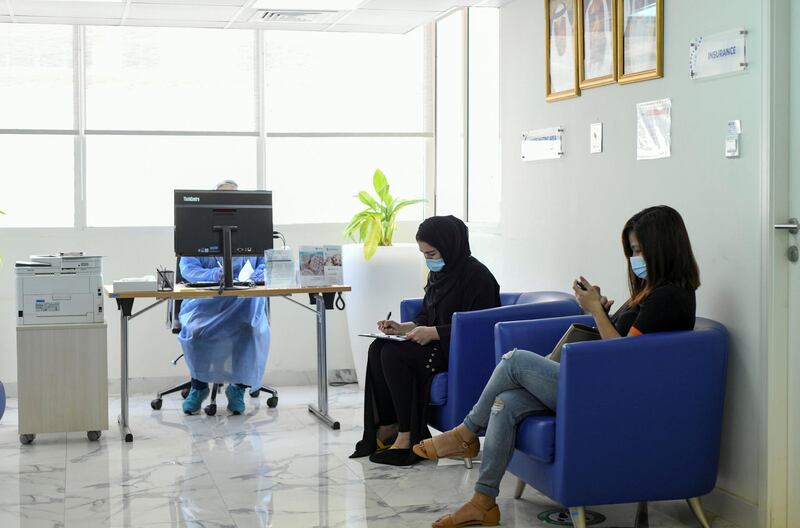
[521,127,563,161]
[636,98,671,161]
[689,28,747,80]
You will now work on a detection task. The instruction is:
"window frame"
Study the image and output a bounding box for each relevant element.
[0,24,436,228]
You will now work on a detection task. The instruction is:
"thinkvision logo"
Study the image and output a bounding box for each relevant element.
[183,196,200,203]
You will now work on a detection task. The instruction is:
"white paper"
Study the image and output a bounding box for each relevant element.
[727,119,742,134]
[237,260,254,282]
[521,127,563,161]
[690,28,747,80]
[590,122,603,154]
[636,98,671,161]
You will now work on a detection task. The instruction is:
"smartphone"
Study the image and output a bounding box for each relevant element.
[575,279,587,291]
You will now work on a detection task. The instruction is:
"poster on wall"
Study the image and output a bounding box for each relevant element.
[636,98,671,160]
[689,28,747,80]
[579,0,616,88]
[521,128,564,161]
[546,0,580,101]
[617,0,663,84]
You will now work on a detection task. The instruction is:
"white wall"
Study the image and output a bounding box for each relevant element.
[0,222,421,390]
[493,0,763,524]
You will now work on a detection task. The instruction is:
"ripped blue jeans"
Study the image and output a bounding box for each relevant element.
[463,348,559,498]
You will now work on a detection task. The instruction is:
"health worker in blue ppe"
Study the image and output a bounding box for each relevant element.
[178,179,271,415]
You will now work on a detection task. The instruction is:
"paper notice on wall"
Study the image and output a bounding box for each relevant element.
[521,127,563,161]
[690,28,747,80]
[636,98,671,161]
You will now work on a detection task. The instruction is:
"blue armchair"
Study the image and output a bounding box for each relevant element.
[493,315,728,528]
[400,292,583,467]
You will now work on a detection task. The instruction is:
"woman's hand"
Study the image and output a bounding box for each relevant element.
[573,276,608,315]
[406,326,439,346]
[377,320,403,335]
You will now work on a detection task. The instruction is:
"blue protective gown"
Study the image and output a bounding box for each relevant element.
[178,256,270,389]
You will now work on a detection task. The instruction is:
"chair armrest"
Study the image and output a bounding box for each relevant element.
[442,300,584,428]
[552,326,729,505]
[400,298,424,323]
[494,315,595,363]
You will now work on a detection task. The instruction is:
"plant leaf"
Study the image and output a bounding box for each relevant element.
[357,191,380,211]
[392,198,426,212]
[373,169,390,204]
[363,215,383,260]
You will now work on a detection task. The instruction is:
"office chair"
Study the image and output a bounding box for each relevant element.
[150,257,278,416]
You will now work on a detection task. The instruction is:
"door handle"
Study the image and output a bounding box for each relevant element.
[774,218,799,234]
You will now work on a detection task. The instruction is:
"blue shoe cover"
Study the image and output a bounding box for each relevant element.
[182,387,210,415]
[226,384,246,415]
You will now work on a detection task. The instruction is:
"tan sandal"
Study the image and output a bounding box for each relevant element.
[413,429,480,462]
[431,500,500,527]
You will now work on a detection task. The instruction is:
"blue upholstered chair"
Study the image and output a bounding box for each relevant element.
[400,292,583,467]
[493,315,728,528]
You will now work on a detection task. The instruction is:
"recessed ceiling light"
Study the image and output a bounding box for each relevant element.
[251,0,365,11]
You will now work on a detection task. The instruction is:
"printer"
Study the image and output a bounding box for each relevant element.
[15,253,105,325]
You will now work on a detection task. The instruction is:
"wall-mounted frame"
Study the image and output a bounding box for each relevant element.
[578,0,617,89]
[616,0,663,84]
[545,0,580,101]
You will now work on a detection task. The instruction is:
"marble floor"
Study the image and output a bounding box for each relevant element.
[0,385,740,528]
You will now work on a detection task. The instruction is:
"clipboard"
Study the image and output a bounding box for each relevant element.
[358,333,408,342]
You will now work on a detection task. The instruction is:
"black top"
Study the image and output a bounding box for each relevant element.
[412,256,501,350]
[610,282,696,336]
[413,216,500,351]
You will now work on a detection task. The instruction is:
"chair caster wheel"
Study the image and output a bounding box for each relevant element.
[180,388,190,399]
[267,397,278,408]
[87,431,102,441]
[250,390,260,398]
[204,404,217,416]
[20,434,35,445]
[150,399,163,410]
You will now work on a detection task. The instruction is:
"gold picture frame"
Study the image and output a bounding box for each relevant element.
[616,0,663,84]
[545,0,580,102]
[578,0,617,89]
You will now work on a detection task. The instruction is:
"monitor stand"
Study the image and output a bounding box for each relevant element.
[212,225,249,290]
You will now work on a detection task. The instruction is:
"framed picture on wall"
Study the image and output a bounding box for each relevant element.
[545,0,580,101]
[578,0,616,88]
[616,0,663,84]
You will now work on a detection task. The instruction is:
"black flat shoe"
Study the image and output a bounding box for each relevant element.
[369,448,421,466]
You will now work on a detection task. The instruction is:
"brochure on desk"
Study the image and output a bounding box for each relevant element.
[299,245,343,287]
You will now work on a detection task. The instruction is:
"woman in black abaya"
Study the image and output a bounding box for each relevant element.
[350,215,500,466]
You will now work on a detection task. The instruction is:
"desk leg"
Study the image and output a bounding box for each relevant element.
[116,299,134,442]
[308,293,340,430]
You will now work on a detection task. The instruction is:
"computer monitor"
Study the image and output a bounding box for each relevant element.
[174,189,273,289]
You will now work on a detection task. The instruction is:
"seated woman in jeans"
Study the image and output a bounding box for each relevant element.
[413,205,701,528]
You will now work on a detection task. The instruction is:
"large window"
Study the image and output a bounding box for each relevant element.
[0,135,74,227]
[0,24,431,228]
[264,29,430,224]
[435,7,501,225]
[86,27,255,132]
[0,25,73,130]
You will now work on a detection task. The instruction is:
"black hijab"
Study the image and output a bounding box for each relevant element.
[416,215,473,310]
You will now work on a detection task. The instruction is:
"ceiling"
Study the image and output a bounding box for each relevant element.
[0,0,513,33]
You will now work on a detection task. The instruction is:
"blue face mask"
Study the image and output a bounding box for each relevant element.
[630,255,648,279]
[426,258,445,272]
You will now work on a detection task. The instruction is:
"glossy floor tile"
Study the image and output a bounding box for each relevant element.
[0,386,740,528]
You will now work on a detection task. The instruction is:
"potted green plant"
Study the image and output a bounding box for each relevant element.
[342,170,428,387]
[343,169,425,260]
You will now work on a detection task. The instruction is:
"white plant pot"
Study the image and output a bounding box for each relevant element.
[343,243,428,389]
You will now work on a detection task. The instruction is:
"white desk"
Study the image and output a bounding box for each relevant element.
[105,284,351,442]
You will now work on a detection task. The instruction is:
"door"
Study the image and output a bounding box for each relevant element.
[785,0,799,524]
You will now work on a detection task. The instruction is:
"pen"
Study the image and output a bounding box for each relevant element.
[386,311,392,321]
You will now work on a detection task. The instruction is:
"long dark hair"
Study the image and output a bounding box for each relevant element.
[622,206,700,306]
